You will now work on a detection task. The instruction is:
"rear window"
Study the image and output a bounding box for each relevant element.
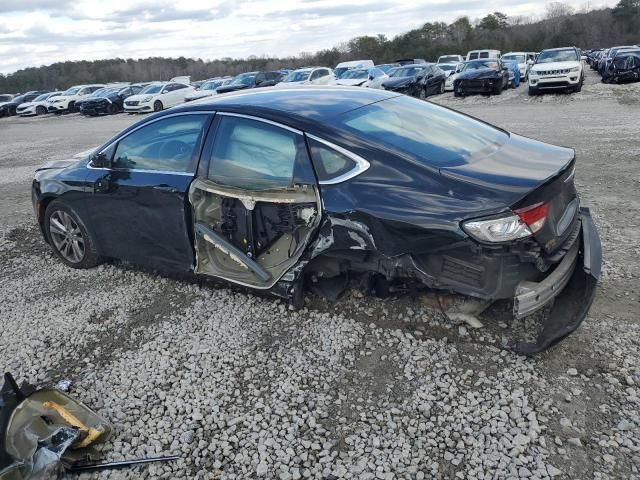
[337,95,508,167]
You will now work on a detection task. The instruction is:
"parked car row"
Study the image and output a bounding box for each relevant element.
[3,45,637,122]
[586,45,640,84]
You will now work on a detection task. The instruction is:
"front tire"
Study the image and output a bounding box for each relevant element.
[419,88,426,100]
[153,100,163,112]
[36,106,46,115]
[574,77,583,93]
[44,200,101,269]
[439,81,445,94]
[528,86,538,96]
[454,84,464,97]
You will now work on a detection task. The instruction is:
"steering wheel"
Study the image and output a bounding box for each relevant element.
[159,140,191,161]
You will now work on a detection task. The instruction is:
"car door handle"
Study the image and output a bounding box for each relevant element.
[153,185,178,193]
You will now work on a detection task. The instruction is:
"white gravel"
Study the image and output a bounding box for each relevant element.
[0,69,638,479]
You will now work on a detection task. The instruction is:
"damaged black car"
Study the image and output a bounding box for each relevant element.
[32,88,601,354]
[601,48,640,84]
[453,59,509,96]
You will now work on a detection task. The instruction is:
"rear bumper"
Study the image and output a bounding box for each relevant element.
[513,208,601,355]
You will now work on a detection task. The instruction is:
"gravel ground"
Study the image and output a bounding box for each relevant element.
[0,69,638,479]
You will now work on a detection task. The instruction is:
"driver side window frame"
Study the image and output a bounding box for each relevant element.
[90,112,213,175]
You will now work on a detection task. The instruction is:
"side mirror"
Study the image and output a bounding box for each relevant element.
[162,90,168,94]
[92,152,110,168]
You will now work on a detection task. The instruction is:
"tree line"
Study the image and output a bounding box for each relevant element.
[1,0,638,93]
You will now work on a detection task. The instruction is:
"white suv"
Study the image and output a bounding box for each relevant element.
[47,84,105,113]
[528,47,585,95]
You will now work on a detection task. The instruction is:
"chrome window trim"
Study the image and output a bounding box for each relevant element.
[216,112,303,135]
[306,134,371,185]
[86,110,212,174]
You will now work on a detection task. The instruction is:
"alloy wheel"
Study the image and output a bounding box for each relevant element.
[49,210,85,263]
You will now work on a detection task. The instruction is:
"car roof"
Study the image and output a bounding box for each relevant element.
[540,47,576,52]
[172,86,400,124]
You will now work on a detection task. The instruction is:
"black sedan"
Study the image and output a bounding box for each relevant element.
[453,60,509,96]
[0,91,48,117]
[383,64,446,99]
[80,85,147,116]
[216,71,284,94]
[32,87,601,354]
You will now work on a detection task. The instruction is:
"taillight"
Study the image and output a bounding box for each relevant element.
[515,202,549,234]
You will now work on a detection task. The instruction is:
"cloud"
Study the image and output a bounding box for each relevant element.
[0,0,72,13]
[0,0,621,75]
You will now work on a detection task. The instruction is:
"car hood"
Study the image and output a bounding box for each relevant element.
[439,133,575,196]
[382,76,414,88]
[18,102,36,108]
[336,79,367,86]
[531,61,579,72]
[125,94,153,102]
[36,148,96,172]
[216,84,251,94]
[185,91,215,100]
[457,68,499,80]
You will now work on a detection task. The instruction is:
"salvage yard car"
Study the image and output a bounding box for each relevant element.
[124,81,194,113]
[16,92,62,116]
[454,59,509,96]
[31,87,601,355]
[0,91,48,117]
[216,71,284,94]
[47,84,105,113]
[601,48,640,83]
[80,84,147,116]
[528,47,585,95]
[382,64,446,98]
[278,67,335,86]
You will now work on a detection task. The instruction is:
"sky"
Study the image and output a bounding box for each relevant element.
[0,0,617,75]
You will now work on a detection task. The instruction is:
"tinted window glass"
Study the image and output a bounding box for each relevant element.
[338,95,508,167]
[310,70,321,80]
[468,52,479,60]
[113,115,208,172]
[209,116,299,189]
[308,139,357,182]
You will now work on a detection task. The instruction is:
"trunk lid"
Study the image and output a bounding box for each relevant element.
[440,133,578,253]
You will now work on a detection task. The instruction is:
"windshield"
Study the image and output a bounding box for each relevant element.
[503,54,525,63]
[230,73,256,86]
[376,64,395,73]
[462,61,498,71]
[439,56,460,63]
[337,95,507,168]
[283,70,311,82]
[537,49,578,63]
[140,84,163,94]
[334,67,350,78]
[12,95,26,103]
[0,95,13,102]
[34,94,50,102]
[438,64,456,71]
[62,87,80,96]
[389,66,424,78]
[341,69,368,79]
[201,80,224,90]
